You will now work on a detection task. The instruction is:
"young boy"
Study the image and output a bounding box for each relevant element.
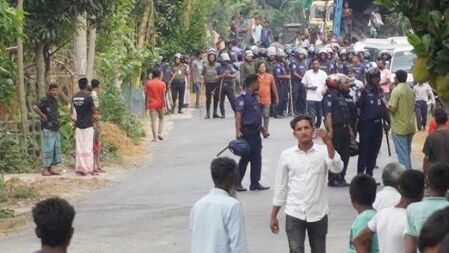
[405,162,449,252]
[347,174,379,253]
[418,207,449,253]
[353,170,424,253]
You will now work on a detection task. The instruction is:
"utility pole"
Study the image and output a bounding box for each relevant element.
[333,0,343,37]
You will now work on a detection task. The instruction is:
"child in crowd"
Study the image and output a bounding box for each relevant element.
[418,207,449,253]
[405,162,449,252]
[347,174,379,253]
[353,170,424,253]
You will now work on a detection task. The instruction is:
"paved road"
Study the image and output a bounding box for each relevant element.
[0,107,418,253]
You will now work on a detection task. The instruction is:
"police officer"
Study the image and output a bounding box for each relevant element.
[307,46,316,66]
[273,50,290,118]
[351,53,366,82]
[202,49,221,119]
[357,67,390,176]
[240,50,256,89]
[235,74,270,192]
[265,47,277,74]
[325,46,337,74]
[336,48,351,74]
[216,53,237,118]
[323,74,353,187]
[171,53,189,114]
[318,48,332,75]
[290,47,308,115]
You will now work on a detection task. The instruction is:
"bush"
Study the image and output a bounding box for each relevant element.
[0,175,6,202]
[12,185,39,199]
[0,126,38,174]
[98,84,145,144]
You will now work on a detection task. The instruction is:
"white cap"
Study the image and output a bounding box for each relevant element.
[174,53,182,58]
[267,47,276,56]
[221,53,230,62]
[245,50,254,57]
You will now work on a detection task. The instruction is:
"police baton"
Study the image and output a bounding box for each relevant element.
[289,77,294,118]
[382,119,392,157]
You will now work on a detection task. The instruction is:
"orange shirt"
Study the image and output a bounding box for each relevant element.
[428,118,449,133]
[144,79,166,110]
[258,73,275,105]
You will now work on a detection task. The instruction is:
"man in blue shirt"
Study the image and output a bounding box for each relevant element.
[273,51,290,118]
[190,157,248,253]
[235,74,270,191]
[290,47,308,116]
[216,53,237,118]
[260,20,273,48]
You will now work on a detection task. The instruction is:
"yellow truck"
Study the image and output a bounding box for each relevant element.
[308,0,334,36]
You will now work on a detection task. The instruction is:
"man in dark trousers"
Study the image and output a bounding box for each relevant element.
[235,74,270,192]
[216,52,237,118]
[171,53,189,114]
[357,68,390,176]
[323,74,353,187]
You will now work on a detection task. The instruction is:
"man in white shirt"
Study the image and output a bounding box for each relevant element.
[302,59,328,128]
[190,157,247,253]
[251,17,262,45]
[373,162,405,211]
[270,115,343,253]
[413,82,435,131]
[354,170,424,253]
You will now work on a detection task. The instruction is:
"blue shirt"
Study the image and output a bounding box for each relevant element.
[273,62,288,85]
[216,63,236,83]
[235,90,262,126]
[260,28,272,44]
[290,59,307,83]
[190,188,247,253]
[358,86,386,121]
[323,89,351,125]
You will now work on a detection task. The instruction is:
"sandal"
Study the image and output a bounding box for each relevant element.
[42,169,51,176]
[76,171,87,176]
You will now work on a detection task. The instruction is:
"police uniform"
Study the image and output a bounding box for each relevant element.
[273,61,289,117]
[357,85,386,175]
[290,59,307,115]
[235,90,263,188]
[352,63,365,82]
[203,61,221,117]
[240,61,256,86]
[323,88,351,185]
[319,59,332,75]
[216,63,237,117]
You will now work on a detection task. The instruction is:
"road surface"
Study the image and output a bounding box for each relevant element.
[0,108,417,252]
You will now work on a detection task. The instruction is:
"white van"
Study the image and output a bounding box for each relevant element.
[389,45,416,85]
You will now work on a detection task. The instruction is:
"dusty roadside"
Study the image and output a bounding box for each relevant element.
[0,116,176,236]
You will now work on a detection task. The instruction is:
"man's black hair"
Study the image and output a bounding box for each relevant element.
[78,78,88,90]
[32,197,75,247]
[428,162,449,195]
[418,207,449,251]
[398,169,424,201]
[349,174,377,206]
[395,70,408,83]
[91,79,100,89]
[244,74,258,88]
[48,83,58,90]
[439,235,449,253]
[152,69,161,78]
[290,114,313,129]
[257,61,266,72]
[210,157,238,186]
[274,35,280,42]
[311,58,320,64]
[434,108,448,125]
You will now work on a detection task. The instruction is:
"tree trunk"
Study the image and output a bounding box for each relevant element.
[136,1,151,49]
[74,15,88,83]
[147,0,156,47]
[86,24,96,81]
[16,0,27,135]
[36,42,46,99]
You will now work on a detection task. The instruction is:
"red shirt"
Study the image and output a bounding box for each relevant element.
[428,118,449,133]
[144,79,166,110]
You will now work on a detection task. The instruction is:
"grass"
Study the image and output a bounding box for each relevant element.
[12,185,39,199]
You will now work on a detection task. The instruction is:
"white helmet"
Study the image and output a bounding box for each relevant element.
[267,47,276,57]
[298,48,308,56]
[174,53,182,58]
[245,50,254,57]
[251,45,259,55]
[318,47,327,55]
[207,48,217,56]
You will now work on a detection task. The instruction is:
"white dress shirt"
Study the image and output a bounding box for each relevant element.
[302,69,328,102]
[413,83,435,104]
[373,186,401,211]
[190,188,247,253]
[273,144,343,222]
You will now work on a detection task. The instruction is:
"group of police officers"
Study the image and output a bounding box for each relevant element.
[169,40,394,189]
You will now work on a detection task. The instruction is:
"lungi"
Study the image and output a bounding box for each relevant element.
[41,129,62,168]
[75,127,94,173]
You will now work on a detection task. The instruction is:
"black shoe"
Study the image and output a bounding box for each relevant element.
[204,115,210,119]
[178,110,183,114]
[328,181,343,187]
[213,114,220,118]
[236,185,247,192]
[250,184,270,191]
[338,179,349,187]
[157,135,164,141]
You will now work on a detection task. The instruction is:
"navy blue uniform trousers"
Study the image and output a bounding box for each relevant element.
[357,120,383,176]
[238,125,262,186]
[329,124,350,182]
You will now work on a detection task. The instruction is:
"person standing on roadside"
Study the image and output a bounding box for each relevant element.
[357,68,390,176]
[191,51,204,108]
[413,81,435,131]
[72,78,98,176]
[171,53,189,114]
[90,79,104,173]
[257,62,279,136]
[270,115,343,253]
[377,59,392,100]
[240,50,256,90]
[303,59,328,128]
[216,53,237,118]
[383,70,416,170]
[202,49,221,119]
[235,74,270,192]
[144,69,166,142]
[342,2,353,40]
[190,157,248,253]
[33,84,62,176]
[422,108,449,175]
